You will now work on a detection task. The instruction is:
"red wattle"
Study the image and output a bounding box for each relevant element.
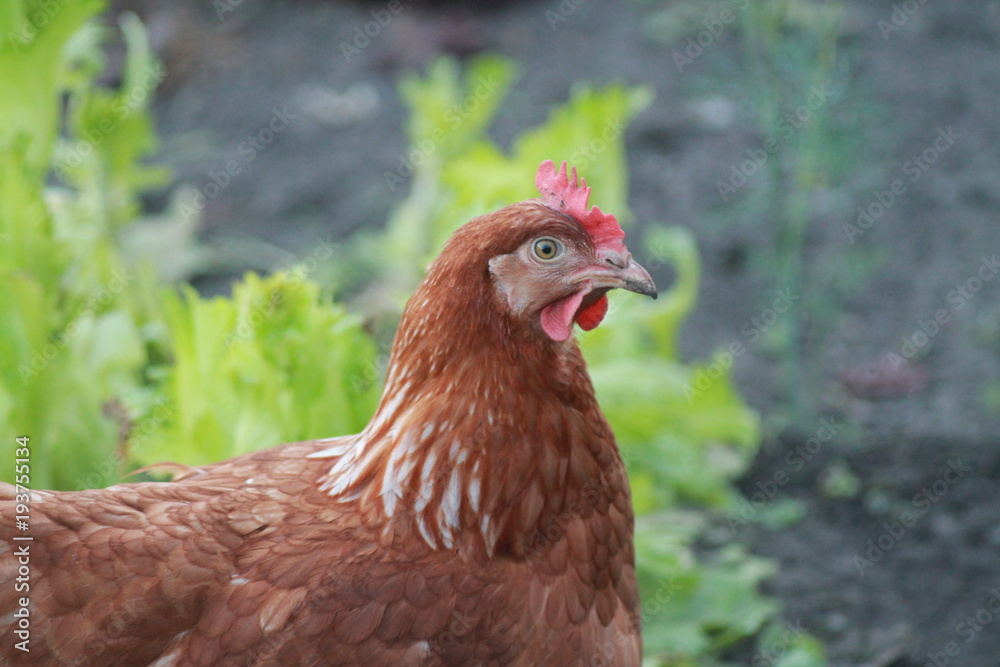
[540,291,609,341]
[576,294,608,331]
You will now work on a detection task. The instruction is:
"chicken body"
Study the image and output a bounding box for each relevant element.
[0,434,637,666]
[0,163,652,666]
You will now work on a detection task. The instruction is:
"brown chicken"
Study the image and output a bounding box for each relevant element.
[0,160,656,666]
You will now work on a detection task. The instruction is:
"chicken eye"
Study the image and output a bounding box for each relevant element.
[532,237,563,261]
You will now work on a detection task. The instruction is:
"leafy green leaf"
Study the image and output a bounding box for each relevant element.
[132,272,381,466]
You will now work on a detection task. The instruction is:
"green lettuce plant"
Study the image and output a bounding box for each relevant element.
[0,2,161,490]
[132,271,380,467]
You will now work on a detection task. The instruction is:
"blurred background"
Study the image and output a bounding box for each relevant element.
[3,0,1000,664]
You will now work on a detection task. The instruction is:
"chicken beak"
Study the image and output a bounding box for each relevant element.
[574,250,658,300]
[617,257,658,299]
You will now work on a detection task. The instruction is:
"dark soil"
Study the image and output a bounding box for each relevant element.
[111,0,1000,664]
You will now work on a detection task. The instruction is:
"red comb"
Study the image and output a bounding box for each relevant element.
[535,160,626,251]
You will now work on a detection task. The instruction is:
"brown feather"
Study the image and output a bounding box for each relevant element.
[0,193,644,665]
